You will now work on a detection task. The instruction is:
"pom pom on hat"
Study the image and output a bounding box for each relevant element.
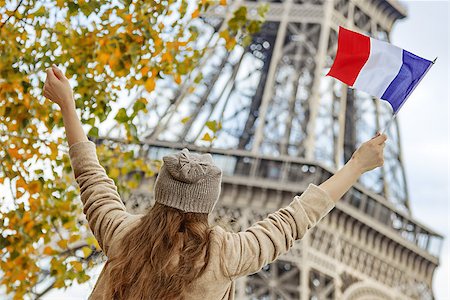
[163,148,220,183]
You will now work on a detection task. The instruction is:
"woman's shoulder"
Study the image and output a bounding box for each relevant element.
[108,213,144,250]
[208,225,229,245]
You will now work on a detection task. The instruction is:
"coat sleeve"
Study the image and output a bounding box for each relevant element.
[69,140,130,256]
[219,183,335,280]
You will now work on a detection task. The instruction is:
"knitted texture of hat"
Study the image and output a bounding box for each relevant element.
[153,148,222,213]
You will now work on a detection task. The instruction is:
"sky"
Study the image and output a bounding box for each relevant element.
[389,1,449,299]
[0,0,448,299]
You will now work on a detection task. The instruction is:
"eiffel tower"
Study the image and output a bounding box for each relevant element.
[117,0,443,299]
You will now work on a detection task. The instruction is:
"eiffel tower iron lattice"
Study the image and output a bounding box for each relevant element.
[102,0,443,299]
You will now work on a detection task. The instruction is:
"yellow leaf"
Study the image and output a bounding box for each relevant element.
[191,9,199,18]
[86,236,100,250]
[202,132,213,142]
[181,116,190,124]
[63,219,76,229]
[70,261,83,272]
[141,66,150,76]
[25,220,34,232]
[23,97,30,109]
[69,234,81,243]
[43,246,54,255]
[81,246,92,258]
[7,147,21,159]
[98,52,110,65]
[174,74,181,84]
[22,211,31,223]
[128,180,139,189]
[29,181,40,194]
[57,239,68,249]
[138,97,148,105]
[16,177,26,190]
[144,77,155,92]
[109,168,119,178]
[16,272,26,281]
[161,52,172,62]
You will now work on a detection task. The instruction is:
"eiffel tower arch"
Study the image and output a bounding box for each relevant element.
[115,0,443,299]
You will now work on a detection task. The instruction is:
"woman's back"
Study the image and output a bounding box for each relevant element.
[68,139,335,299]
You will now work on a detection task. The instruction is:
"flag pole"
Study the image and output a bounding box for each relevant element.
[380,57,437,135]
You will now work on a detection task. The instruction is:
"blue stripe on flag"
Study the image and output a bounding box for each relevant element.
[381,50,432,113]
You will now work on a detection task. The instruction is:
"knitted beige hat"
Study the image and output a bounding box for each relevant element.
[154,148,223,214]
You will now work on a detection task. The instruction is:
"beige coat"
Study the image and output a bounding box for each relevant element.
[69,141,336,300]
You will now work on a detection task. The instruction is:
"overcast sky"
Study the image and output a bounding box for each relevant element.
[392,1,449,299]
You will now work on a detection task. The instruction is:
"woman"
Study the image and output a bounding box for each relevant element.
[43,64,386,300]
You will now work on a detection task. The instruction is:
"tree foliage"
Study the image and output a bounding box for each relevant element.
[0,0,268,298]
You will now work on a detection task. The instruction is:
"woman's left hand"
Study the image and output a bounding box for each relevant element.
[43,64,75,111]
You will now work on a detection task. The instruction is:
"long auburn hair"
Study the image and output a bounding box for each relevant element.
[105,202,213,299]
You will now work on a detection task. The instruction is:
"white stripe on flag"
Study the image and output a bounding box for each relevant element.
[353,38,403,98]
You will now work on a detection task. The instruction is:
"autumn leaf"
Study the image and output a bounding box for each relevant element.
[201,132,213,142]
[70,261,83,272]
[7,147,21,159]
[43,246,55,255]
[81,246,92,258]
[28,181,41,194]
[191,9,200,18]
[174,74,182,84]
[144,77,156,92]
[57,239,68,249]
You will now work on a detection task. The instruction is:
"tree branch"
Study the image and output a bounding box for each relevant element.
[0,0,24,29]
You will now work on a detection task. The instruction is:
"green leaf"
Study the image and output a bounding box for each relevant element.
[248,20,262,34]
[67,2,79,14]
[86,117,95,126]
[194,73,203,84]
[88,127,99,137]
[128,123,138,137]
[133,100,147,112]
[34,6,47,17]
[242,35,253,47]
[233,6,247,19]
[181,116,190,124]
[115,108,128,123]
[205,120,217,133]
[257,3,270,17]
[76,273,91,284]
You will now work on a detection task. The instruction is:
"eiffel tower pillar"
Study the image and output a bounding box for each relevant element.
[115,0,443,299]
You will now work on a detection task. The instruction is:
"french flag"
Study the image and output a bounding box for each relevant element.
[327,26,434,114]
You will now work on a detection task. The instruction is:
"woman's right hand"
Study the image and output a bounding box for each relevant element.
[350,132,387,173]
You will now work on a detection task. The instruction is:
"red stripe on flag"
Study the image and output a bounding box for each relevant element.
[327,27,371,86]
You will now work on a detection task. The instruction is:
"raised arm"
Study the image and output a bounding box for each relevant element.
[43,64,87,147]
[319,132,387,202]
[219,133,387,279]
[43,65,130,256]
